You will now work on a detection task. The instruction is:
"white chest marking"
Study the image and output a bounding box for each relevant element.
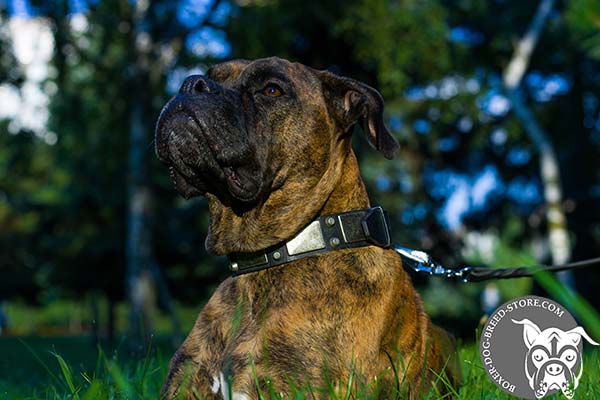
[211,375,220,394]
[217,371,248,400]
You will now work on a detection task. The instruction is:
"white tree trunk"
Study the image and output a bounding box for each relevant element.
[502,0,573,286]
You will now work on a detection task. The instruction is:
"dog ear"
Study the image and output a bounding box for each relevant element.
[564,326,600,346]
[317,70,399,160]
[512,319,542,349]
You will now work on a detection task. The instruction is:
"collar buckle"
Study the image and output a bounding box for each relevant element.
[361,206,391,248]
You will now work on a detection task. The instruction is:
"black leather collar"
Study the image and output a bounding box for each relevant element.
[228,206,391,275]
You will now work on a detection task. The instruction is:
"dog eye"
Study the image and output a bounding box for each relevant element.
[263,84,283,97]
[532,350,546,362]
[563,350,577,362]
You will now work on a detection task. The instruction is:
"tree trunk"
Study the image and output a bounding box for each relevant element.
[90,290,100,345]
[151,260,183,346]
[125,0,156,350]
[502,0,573,287]
[124,0,228,349]
[126,83,155,348]
[107,296,116,343]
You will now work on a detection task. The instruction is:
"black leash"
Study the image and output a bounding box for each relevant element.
[394,245,600,283]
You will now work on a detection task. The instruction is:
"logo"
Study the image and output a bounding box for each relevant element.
[479,295,598,399]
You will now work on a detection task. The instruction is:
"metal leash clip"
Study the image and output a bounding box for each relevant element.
[393,245,473,282]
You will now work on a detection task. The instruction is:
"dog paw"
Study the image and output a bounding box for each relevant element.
[535,383,548,399]
[561,383,575,399]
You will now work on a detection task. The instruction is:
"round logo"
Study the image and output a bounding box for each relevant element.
[479,295,599,399]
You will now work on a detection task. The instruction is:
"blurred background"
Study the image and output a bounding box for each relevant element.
[0,0,599,393]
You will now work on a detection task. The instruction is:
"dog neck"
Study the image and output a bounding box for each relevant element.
[204,150,370,255]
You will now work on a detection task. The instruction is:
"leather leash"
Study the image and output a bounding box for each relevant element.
[227,206,600,282]
[394,245,600,283]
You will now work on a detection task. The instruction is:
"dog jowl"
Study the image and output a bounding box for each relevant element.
[513,318,599,399]
[155,57,460,399]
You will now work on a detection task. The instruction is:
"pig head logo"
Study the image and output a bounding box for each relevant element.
[512,319,599,399]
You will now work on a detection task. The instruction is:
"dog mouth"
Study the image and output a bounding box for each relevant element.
[157,109,263,203]
[223,166,260,201]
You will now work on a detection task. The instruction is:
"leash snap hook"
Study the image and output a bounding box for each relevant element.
[454,266,474,282]
[393,245,474,282]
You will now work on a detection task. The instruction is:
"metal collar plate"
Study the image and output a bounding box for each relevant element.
[228,206,391,275]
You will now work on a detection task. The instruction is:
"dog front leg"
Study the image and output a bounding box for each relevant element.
[161,339,232,400]
[161,300,234,399]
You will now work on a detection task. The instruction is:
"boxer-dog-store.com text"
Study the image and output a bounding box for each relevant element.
[155,57,460,399]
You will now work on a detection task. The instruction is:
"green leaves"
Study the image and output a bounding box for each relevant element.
[566,0,600,60]
[336,0,450,96]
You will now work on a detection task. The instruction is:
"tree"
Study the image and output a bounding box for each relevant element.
[0,0,231,344]
[42,0,229,347]
[501,0,573,288]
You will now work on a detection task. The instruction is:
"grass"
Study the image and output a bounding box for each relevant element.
[0,335,171,399]
[2,273,599,399]
[0,335,598,400]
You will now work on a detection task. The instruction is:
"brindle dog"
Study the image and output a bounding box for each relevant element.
[155,57,460,399]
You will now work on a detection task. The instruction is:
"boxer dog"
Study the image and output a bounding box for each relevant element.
[512,318,598,399]
[155,57,460,399]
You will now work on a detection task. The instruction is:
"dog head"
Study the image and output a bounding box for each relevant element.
[155,57,398,205]
[512,318,599,399]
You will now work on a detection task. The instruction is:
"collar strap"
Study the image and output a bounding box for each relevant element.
[228,206,391,275]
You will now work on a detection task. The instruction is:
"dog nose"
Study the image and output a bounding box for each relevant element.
[179,75,219,95]
[546,363,564,376]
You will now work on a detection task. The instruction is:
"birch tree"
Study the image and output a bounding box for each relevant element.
[502,0,573,286]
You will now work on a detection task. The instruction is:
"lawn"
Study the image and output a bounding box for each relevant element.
[1,335,599,400]
[2,273,598,399]
[0,335,172,399]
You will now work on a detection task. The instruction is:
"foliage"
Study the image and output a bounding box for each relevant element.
[335,0,450,95]
[2,299,199,336]
[566,0,600,60]
[0,0,230,307]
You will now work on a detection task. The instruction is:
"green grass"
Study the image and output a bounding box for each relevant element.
[0,336,599,399]
[458,344,600,400]
[2,273,599,399]
[0,336,172,400]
